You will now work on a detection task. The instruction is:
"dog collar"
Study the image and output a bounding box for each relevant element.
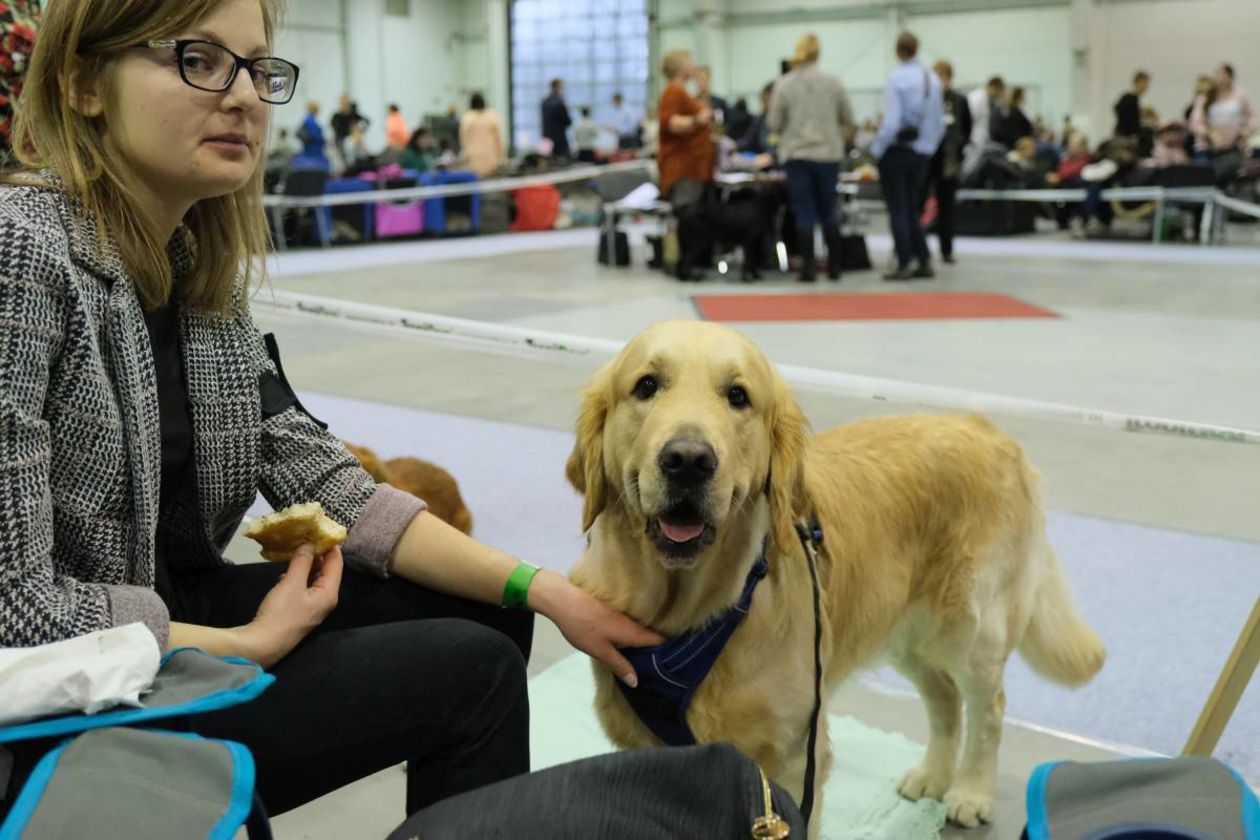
[615,542,770,746]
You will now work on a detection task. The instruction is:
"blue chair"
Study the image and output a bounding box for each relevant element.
[324,177,377,242]
[419,170,481,235]
[272,169,331,248]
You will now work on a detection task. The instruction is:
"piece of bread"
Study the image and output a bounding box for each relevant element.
[243,502,348,562]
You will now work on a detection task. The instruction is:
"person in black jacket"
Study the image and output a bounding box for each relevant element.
[541,77,573,158]
[924,60,972,264]
[1113,71,1149,140]
[330,93,370,164]
[996,86,1033,148]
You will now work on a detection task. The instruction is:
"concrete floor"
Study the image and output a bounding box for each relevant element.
[245,226,1258,838]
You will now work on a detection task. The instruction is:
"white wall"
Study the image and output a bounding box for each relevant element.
[709,3,1072,127]
[272,0,346,144]
[283,0,468,150]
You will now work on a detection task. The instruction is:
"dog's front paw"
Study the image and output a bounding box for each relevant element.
[897,763,951,802]
[943,785,994,827]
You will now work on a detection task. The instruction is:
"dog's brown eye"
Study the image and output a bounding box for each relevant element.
[727,385,750,409]
[632,375,658,401]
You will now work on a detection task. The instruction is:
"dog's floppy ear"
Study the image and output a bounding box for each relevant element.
[567,362,614,532]
[767,369,809,556]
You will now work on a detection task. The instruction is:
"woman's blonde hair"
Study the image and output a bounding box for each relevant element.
[8,0,285,314]
[661,49,691,81]
[791,34,820,67]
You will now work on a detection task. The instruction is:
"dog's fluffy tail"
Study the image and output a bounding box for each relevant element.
[1017,541,1106,687]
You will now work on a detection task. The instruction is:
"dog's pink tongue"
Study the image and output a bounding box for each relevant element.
[659,519,705,543]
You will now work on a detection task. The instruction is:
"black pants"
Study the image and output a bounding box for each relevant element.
[169,563,534,818]
[924,173,958,258]
[879,146,931,268]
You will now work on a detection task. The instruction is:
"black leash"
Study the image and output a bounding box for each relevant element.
[794,522,825,831]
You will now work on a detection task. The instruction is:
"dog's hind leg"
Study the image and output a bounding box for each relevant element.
[943,638,1009,827]
[893,657,961,802]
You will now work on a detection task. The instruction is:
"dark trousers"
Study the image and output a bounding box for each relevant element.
[925,174,959,258]
[171,564,533,818]
[879,147,931,268]
[783,159,840,231]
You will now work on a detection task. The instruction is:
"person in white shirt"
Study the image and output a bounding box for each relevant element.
[967,75,1006,149]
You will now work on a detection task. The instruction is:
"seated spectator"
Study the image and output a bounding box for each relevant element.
[574,106,600,163]
[401,127,437,173]
[717,134,773,173]
[738,83,776,156]
[1006,137,1049,186]
[1146,124,1190,168]
[1047,135,1091,186]
[995,87,1033,148]
[436,136,458,169]
[1046,134,1091,230]
[339,125,378,175]
[269,128,297,162]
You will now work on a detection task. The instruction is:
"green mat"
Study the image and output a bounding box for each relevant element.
[530,654,946,840]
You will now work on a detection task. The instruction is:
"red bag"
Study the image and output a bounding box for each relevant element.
[510,185,561,232]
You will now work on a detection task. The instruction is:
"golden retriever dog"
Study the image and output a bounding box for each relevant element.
[344,442,474,535]
[566,321,1104,832]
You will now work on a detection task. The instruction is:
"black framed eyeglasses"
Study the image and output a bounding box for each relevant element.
[143,39,300,104]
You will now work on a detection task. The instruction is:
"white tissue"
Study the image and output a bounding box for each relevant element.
[0,623,161,728]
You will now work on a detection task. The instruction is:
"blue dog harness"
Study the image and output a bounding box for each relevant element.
[615,546,770,746]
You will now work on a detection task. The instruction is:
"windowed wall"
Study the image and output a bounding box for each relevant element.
[509,0,650,152]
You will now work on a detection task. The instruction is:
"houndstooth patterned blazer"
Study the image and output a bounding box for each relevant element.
[0,181,424,649]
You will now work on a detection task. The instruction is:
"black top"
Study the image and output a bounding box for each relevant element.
[995,106,1034,148]
[144,302,194,508]
[144,301,194,605]
[541,93,572,155]
[1114,92,1141,138]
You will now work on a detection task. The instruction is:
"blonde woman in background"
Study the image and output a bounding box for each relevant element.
[768,33,855,281]
[460,91,504,177]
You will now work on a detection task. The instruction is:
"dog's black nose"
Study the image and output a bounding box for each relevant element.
[658,439,718,486]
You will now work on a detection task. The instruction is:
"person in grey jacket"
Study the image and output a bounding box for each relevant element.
[0,0,660,820]
[767,33,855,281]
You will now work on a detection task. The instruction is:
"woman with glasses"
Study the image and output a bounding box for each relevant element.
[0,0,661,823]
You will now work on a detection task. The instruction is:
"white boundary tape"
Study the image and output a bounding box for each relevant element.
[261,160,651,209]
[254,289,1260,447]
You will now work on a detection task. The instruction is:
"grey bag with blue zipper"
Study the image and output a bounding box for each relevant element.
[0,648,274,840]
[1022,756,1260,840]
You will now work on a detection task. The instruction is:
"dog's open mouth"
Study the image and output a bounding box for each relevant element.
[646,500,715,560]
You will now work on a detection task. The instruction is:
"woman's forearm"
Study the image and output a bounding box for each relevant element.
[388,511,519,606]
[667,114,695,134]
[168,622,251,660]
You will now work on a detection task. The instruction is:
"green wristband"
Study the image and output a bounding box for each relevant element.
[502,561,541,610]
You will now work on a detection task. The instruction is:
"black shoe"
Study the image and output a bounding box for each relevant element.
[942,254,956,264]
[883,267,913,281]
[912,264,936,279]
[822,226,843,280]
[798,230,816,282]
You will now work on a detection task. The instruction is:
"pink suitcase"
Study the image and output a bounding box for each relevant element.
[375,200,424,238]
